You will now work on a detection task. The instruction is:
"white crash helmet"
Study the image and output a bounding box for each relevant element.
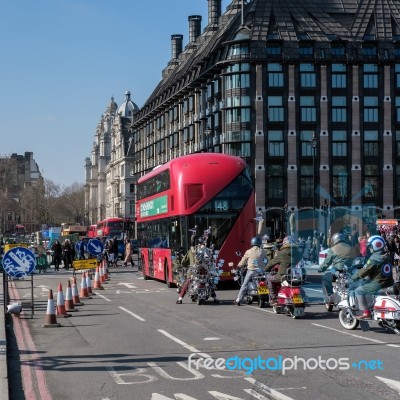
[367,235,386,253]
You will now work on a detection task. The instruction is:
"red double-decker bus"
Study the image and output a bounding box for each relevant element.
[136,153,255,286]
[96,218,125,238]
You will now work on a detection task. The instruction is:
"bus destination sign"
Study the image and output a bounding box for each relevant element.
[140,195,168,217]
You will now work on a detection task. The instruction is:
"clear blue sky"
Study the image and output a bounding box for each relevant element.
[0,0,231,188]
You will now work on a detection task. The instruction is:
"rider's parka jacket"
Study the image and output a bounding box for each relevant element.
[265,244,302,278]
[320,242,359,272]
[352,251,394,288]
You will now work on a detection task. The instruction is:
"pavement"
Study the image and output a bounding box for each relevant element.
[0,275,9,400]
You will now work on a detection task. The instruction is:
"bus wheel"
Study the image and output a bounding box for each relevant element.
[165,262,173,288]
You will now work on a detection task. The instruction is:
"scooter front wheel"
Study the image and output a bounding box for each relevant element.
[339,309,359,330]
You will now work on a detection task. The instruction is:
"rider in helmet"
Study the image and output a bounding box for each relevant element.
[234,236,268,306]
[352,235,394,319]
[262,233,276,261]
[319,232,359,306]
[265,236,302,304]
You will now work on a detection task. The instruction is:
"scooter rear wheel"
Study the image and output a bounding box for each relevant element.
[339,309,359,330]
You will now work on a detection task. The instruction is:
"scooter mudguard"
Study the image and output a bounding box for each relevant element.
[373,295,400,320]
[337,299,350,309]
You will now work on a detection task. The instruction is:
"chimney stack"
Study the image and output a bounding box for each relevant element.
[171,34,183,59]
[208,0,221,27]
[188,15,202,44]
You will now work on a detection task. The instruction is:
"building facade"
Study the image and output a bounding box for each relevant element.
[84,91,139,225]
[0,152,43,234]
[86,0,400,237]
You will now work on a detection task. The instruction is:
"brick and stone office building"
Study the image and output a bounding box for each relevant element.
[89,0,400,236]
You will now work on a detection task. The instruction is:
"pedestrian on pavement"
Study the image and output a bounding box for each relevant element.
[123,238,134,267]
[51,240,62,271]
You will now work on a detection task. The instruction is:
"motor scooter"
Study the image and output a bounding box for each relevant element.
[323,257,365,312]
[337,266,400,335]
[269,260,307,318]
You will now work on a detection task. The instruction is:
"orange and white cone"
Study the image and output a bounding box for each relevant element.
[64,280,77,312]
[86,271,94,295]
[42,289,61,328]
[56,283,71,318]
[103,259,109,281]
[72,277,84,306]
[93,266,104,290]
[79,272,91,299]
[99,263,106,284]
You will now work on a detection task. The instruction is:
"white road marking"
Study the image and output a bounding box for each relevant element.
[118,282,137,289]
[116,290,131,294]
[376,376,400,394]
[246,305,275,314]
[148,361,204,380]
[311,323,400,347]
[119,306,146,321]
[96,293,111,302]
[204,337,221,341]
[244,377,295,400]
[157,329,210,358]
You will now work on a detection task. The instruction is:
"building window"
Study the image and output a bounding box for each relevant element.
[268,165,284,199]
[267,96,284,122]
[331,43,345,57]
[225,73,250,89]
[266,43,282,56]
[300,165,313,198]
[396,65,400,87]
[331,96,347,122]
[268,130,284,156]
[332,130,347,157]
[299,43,314,56]
[300,131,315,156]
[396,97,400,122]
[363,130,379,157]
[363,64,378,88]
[362,44,377,57]
[225,96,251,107]
[363,96,379,122]
[228,43,249,57]
[332,64,346,88]
[267,63,284,87]
[364,164,379,198]
[300,96,316,122]
[225,108,251,123]
[300,63,316,87]
[332,165,348,200]
[396,165,400,198]
[396,131,400,156]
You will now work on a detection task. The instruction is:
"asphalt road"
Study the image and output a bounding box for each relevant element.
[6,262,400,400]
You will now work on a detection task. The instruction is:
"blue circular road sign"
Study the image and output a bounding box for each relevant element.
[3,247,36,278]
[87,239,104,256]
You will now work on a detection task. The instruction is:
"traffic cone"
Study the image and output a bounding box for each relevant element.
[42,289,61,328]
[86,271,94,295]
[93,266,104,290]
[103,259,109,281]
[56,283,71,318]
[99,263,106,284]
[79,272,91,299]
[71,277,84,306]
[64,280,78,312]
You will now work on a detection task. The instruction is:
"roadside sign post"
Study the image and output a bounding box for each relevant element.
[3,246,37,318]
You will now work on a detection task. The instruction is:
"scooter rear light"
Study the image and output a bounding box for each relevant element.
[259,281,266,287]
[291,287,301,294]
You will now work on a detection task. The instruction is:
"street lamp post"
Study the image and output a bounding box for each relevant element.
[311,132,318,234]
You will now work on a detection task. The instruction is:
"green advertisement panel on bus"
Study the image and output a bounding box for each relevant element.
[140,195,168,217]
